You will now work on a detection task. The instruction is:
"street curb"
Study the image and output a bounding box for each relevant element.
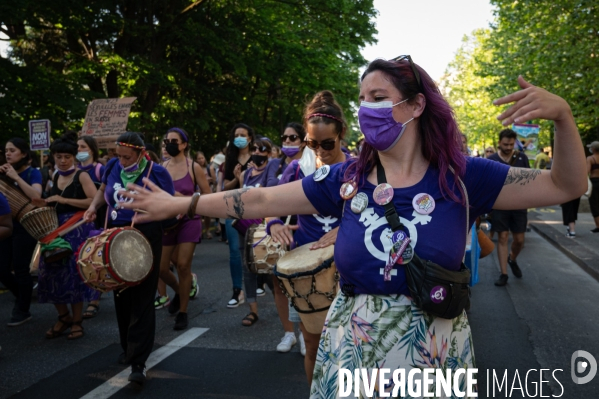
[528,215,599,283]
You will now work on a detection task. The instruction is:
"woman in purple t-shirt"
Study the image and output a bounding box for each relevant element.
[119,58,587,397]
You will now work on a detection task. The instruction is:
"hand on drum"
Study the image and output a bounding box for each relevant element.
[494,76,572,126]
[0,163,18,180]
[270,223,298,246]
[310,226,339,250]
[45,195,64,204]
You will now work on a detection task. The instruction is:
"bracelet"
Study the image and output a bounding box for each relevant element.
[187,192,201,219]
[265,219,284,236]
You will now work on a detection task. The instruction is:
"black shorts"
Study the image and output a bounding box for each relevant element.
[491,209,528,233]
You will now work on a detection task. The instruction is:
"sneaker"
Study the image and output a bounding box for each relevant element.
[227,288,245,308]
[174,312,188,331]
[494,273,508,286]
[276,332,297,353]
[591,228,599,233]
[566,228,576,238]
[256,287,266,297]
[168,294,180,315]
[507,255,523,278]
[299,332,306,356]
[7,312,32,327]
[128,364,146,386]
[154,295,170,310]
[189,273,199,299]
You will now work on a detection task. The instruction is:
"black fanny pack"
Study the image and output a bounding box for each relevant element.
[404,252,471,319]
[376,161,471,319]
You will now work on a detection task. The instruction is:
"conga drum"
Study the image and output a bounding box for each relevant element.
[19,207,59,241]
[0,174,36,220]
[244,224,286,274]
[77,227,153,293]
[274,243,338,334]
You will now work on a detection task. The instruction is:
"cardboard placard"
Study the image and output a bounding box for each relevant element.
[29,119,51,150]
[81,97,137,148]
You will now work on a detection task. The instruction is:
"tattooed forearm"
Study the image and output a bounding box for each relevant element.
[504,168,541,186]
[223,188,250,219]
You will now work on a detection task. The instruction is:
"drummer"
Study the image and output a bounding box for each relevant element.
[41,132,98,340]
[267,91,349,383]
[77,135,106,320]
[238,136,279,326]
[0,137,43,326]
[83,132,174,386]
[118,57,586,397]
[159,127,211,330]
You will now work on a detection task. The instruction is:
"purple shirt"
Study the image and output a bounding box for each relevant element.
[102,158,175,225]
[18,166,42,187]
[243,161,279,188]
[279,160,342,246]
[302,157,509,296]
[0,193,10,216]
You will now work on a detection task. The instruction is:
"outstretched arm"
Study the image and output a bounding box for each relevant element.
[118,179,318,224]
[492,77,586,210]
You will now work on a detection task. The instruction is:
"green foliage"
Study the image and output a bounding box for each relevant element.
[0,0,376,151]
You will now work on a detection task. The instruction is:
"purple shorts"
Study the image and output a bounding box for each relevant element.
[162,216,202,246]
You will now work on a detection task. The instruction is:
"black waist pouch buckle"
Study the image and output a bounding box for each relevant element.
[404,253,471,319]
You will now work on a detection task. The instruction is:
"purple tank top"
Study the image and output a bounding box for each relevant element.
[172,160,196,196]
[243,167,269,188]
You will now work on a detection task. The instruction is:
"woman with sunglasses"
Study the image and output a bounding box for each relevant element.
[222,123,254,308]
[159,128,211,330]
[275,122,307,179]
[0,137,42,326]
[266,91,349,382]
[237,137,279,326]
[118,57,586,397]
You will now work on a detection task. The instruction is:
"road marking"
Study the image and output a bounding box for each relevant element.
[80,327,208,399]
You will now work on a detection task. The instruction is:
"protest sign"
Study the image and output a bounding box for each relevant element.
[81,97,136,148]
[512,123,540,159]
[29,119,51,150]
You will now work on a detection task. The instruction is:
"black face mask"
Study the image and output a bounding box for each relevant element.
[251,154,268,167]
[165,143,181,157]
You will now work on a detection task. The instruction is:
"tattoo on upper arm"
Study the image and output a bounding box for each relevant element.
[504,168,541,186]
[223,188,250,219]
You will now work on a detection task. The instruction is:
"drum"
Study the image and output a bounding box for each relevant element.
[77,227,153,293]
[19,207,59,241]
[0,174,36,220]
[274,243,338,334]
[244,224,286,274]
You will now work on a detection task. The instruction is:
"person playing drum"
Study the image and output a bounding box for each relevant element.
[0,137,43,326]
[267,91,349,384]
[116,57,586,397]
[40,132,99,340]
[160,127,211,330]
[83,132,175,387]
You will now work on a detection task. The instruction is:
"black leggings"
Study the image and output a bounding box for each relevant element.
[590,178,599,218]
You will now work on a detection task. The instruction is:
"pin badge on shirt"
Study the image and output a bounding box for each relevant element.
[383,231,411,281]
[313,165,330,182]
[412,193,435,215]
[373,183,393,205]
[340,180,358,200]
[111,210,118,220]
[399,244,414,264]
[350,192,369,213]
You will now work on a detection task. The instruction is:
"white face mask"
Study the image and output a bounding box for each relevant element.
[76,152,91,162]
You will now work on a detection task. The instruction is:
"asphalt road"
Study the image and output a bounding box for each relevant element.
[0,230,597,398]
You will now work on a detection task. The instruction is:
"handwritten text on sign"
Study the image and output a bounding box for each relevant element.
[29,119,51,150]
[81,97,136,148]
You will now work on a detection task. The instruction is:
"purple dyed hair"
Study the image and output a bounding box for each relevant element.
[344,58,467,204]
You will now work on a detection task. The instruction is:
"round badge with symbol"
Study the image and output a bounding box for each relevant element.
[399,244,414,264]
[412,193,435,215]
[313,165,330,182]
[111,210,118,220]
[340,180,358,200]
[350,192,369,213]
[373,183,394,206]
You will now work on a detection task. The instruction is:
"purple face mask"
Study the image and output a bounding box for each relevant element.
[281,145,301,158]
[56,165,76,176]
[358,99,414,152]
[121,153,142,173]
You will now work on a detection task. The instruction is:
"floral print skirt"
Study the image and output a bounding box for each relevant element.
[310,292,476,399]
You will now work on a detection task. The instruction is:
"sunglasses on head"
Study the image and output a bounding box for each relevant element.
[163,139,180,145]
[391,55,422,88]
[305,137,337,151]
[281,134,300,142]
[251,145,268,153]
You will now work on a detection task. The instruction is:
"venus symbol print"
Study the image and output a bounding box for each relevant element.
[412,193,435,215]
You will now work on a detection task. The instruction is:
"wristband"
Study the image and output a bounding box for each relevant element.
[187,192,201,219]
[265,219,284,236]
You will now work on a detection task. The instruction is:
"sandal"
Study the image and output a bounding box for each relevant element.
[67,321,84,340]
[241,312,259,327]
[83,303,100,319]
[45,312,72,339]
